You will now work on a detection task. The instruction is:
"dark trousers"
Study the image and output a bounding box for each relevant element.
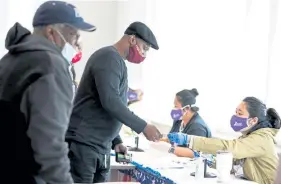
[68,141,110,183]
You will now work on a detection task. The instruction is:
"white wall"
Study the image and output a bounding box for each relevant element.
[72,0,153,86]
[0,0,39,57]
[141,0,270,131]
[113,0,159,122]
[115,0,150,89]
[90,0,281,139]
[68,1,120,80]
[0,0,120,80]
[2,0,281,140]
[0,0,8,57]
[0,0,146,83]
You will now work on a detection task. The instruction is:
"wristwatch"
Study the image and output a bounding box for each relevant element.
[168,146,175,154]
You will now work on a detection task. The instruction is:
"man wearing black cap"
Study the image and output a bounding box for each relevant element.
[66,21,161,182]
[0,1,95,183]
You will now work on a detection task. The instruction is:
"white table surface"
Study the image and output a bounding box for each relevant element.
[110,136,258,184]
[110,157,135,170]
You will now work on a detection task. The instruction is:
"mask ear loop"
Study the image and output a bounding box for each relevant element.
[180,105,191,120]
[247,117,256,127]
[134,37,147,57]
[181,105,190,112]
[54,29,78,60]
[129,35,136,46]
[53,28,68,46]
[180,105,190,131]
[135,44,143,56]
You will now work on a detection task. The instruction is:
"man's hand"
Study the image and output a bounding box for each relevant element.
[167,133,188,145]
[143,124,161,142]
[114,143,127,154]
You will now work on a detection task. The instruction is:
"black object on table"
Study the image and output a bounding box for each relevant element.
[128,136,144,152]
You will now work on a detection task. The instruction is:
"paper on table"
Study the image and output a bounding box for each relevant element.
[149,141,171,152]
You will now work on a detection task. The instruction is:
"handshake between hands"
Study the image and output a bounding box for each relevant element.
[164,133,189,146]
[142,125,189,144]
[164,133,197,158]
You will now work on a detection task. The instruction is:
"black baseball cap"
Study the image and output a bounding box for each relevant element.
[124,22,159,50]
[33,1,96,32]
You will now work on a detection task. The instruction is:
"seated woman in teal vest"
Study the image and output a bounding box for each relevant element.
[169,88,211,138]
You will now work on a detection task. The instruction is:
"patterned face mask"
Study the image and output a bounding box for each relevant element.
[170,105,189,121]
[230,115,252,132]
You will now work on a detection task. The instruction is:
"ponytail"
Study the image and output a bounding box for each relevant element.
[267,108,281,129]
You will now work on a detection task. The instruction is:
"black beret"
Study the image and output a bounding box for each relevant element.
[124,21,159,50]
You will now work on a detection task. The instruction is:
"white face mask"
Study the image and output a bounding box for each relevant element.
[61,42,77,64]
[55,30,77,64]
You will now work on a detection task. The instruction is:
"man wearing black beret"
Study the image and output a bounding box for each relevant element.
[66,21,161,182]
